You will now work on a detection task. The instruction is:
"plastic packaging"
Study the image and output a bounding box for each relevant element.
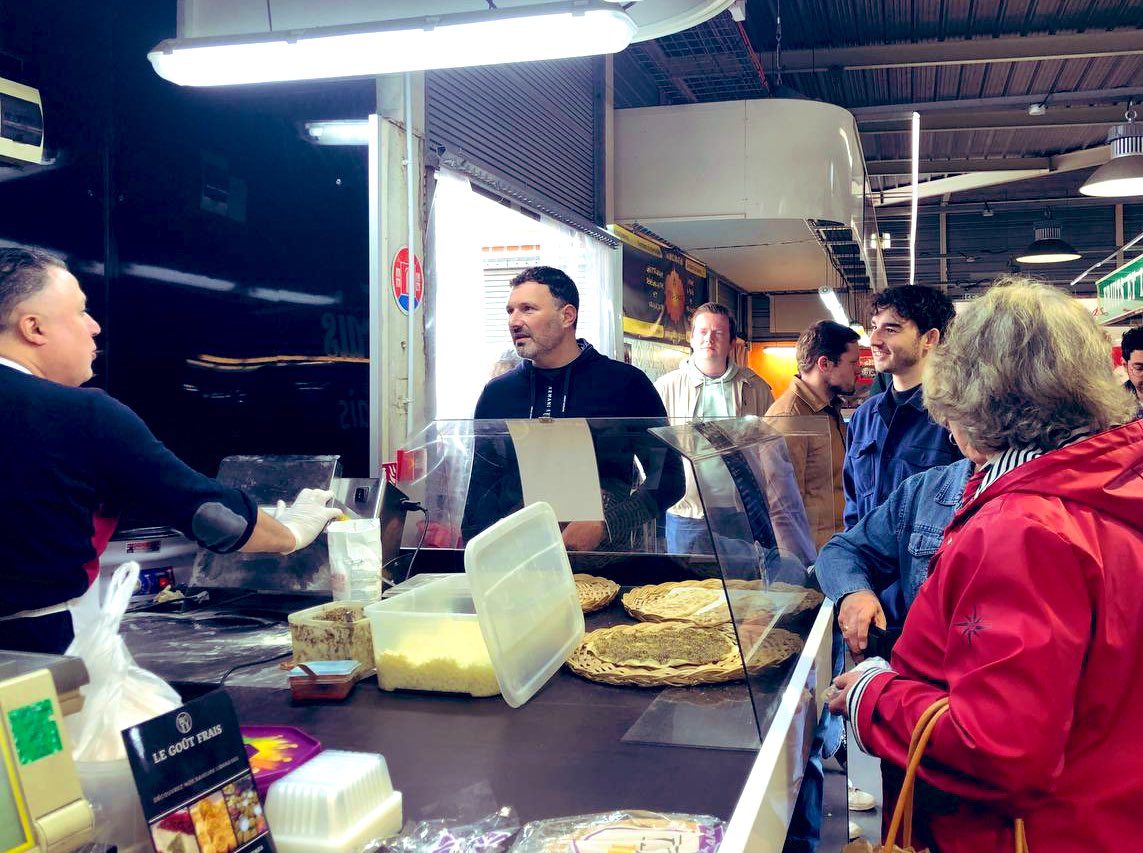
[265,749,402,853]
[328,518,384,601]
[362,805,519,853]
[509,811,725,853]
[241,725,323,798]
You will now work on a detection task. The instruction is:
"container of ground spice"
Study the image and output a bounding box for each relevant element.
[288,602,374,671]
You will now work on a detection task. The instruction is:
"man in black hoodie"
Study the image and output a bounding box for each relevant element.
[463,266,683,550]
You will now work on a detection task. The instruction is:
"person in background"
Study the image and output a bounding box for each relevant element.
[488,347,523,380]
[765,320,860,550]
[828,278,1143,852]
[842,285,961,635]
[1121,325,1143,415]
[654,302,774,553]
[0,248,341,654]
[462,266,683,551]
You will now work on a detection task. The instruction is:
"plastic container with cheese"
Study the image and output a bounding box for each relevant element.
[363,501,584,707]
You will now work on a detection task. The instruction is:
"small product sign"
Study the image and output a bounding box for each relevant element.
[122,691,275,853]
[391,246,424,315]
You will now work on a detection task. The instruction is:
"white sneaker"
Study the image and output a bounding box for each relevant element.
[848,783,877,812]
[848,820,863,840]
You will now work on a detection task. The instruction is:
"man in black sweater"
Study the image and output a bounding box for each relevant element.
[0,248,340,653]
[463,266,683,551]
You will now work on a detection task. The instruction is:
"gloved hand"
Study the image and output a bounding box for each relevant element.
[275,488,342,553]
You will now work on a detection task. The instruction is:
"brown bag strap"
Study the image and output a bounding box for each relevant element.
[882,696,1029,852]
[884,698,950,850]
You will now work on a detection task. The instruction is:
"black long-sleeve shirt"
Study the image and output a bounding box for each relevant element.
[0,365,257,616]
[461,341,684,544]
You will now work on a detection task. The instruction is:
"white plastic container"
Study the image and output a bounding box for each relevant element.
[75,758,150,853]
[364,501,584,707]
[264,749,402,853]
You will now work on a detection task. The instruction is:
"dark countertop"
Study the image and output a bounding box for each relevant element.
[224,668,759,825]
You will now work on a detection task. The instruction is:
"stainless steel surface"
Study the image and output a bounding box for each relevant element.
[191,454,340,592]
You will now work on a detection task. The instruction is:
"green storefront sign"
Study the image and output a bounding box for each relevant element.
[1097,253,1143,321]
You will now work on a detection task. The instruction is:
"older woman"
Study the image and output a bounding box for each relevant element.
[827,278,1143,851]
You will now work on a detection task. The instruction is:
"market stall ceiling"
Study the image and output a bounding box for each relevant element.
[611,0,1143,294]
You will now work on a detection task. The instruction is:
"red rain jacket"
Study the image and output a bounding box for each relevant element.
[854,420,1143,852]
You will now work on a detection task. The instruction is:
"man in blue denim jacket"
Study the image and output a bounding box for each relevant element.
[817,457,975,657]
[842,286,962,630]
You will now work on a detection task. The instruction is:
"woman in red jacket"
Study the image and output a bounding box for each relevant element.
[828,278,1143,852]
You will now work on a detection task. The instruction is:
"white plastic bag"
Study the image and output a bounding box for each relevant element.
[328,518,383,601]
[65,561,182,761]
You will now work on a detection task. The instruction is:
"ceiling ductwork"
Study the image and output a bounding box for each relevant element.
[615,98,886,294]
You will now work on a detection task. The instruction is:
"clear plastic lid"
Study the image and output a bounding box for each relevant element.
[463,501,584,707]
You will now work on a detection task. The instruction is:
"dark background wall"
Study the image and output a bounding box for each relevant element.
[0,0,374,485]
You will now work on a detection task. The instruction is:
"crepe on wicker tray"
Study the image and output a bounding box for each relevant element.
[623,578,823,627]
[574,573,620,614]
[565,621,803,687]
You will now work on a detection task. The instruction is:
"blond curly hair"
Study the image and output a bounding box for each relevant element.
[923,277,1135,453]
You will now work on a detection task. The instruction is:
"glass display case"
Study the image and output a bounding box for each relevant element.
[391,414,835,736]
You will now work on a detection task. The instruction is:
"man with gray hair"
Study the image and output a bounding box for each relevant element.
[0,247,340,654]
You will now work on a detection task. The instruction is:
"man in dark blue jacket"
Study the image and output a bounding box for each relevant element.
[463,266,683,550]
[842,285,961,631]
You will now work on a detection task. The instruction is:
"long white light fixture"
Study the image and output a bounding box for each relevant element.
[818,287,850,326]
[909,111,920,285]
[148,4,637,87]
[305,120,370,146]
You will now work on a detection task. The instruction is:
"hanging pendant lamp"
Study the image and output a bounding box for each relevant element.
[1015,210,1081,265]
[1080,103,1143,198]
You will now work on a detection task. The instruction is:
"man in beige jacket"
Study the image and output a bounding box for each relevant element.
[654,302,778,554]
[766,321,860,550]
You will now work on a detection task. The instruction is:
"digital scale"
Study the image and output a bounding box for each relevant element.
[0,654,94,853]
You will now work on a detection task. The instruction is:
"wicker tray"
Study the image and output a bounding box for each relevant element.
[565,621,803,687]
[574,573,619,614]
[622,579,823,627]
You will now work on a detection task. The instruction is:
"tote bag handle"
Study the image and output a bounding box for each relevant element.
[883,696,1028,852]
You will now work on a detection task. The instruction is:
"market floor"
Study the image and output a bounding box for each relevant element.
[819,724,884,851]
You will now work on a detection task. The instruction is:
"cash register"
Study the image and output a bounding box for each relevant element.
[0,651,94,853]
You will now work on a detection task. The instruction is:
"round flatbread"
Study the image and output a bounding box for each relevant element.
[573,573,619,614]
[566,621,803,687]
[624,579,823,627]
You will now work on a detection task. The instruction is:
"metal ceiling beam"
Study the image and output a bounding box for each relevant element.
[849,87,1143,119]
[859,105,1130,133]
[774,29,1143,73]
[868,157,1050,175]
[875,194,1136,217]
[875,170,1048,205]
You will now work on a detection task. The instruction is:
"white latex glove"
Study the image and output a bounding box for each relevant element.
[275,488,342,553]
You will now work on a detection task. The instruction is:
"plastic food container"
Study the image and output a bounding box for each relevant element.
[264,749,402,853]
[288,602,374,670]
[241,725,323,798]
[364,501,584,707]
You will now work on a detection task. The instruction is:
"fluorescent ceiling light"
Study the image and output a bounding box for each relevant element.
[1015,214,1081,264]
[909,111,920,285]
[818,286,850,326]
[1080,106,1143,198]
[148,5,637,87]
[763,346,797,357]
[305,120,370,146]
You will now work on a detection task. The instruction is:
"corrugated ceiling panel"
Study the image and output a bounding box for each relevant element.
[426,58,597,222]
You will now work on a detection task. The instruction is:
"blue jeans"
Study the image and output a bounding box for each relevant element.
[665,513,713,555]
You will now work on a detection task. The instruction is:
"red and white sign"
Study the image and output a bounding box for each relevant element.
[391,247,424,315]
